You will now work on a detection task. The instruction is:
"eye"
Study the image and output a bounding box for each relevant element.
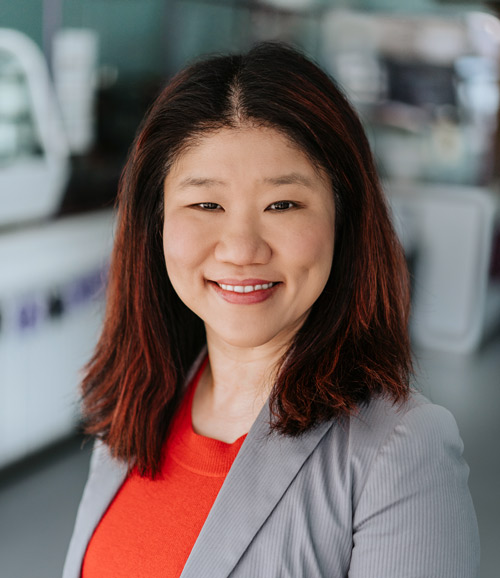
[267,200,297,211]
[193,202,223,211]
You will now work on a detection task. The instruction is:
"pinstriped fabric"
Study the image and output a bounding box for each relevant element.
[220,427,354,577]
[178,392,479,577]
[349,402,477,577]
[182,394,479,578]
[63,391,480,578]
[62,441,127,578]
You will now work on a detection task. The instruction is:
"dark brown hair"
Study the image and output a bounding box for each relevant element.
[82,42,412,477]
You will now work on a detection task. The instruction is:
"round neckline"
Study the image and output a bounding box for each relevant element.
[164,357,247,477]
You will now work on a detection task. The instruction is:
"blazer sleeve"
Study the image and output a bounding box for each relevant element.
[348,403,480,578]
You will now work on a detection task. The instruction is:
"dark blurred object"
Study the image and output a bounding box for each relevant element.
[490,225,500,280]
[486,2,500,15]
[47,291,64,319]
[57,153,121,216]
[96,74,164,156]
[440,0,500,10]
[440,0,500,9]
[58,73,164,216]
[385,59,456,108]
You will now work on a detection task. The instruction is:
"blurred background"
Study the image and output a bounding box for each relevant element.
[0,0,499,576]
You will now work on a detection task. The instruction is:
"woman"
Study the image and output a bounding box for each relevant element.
[64,43,479,577]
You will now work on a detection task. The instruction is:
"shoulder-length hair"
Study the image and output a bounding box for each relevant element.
[82,42,412,477]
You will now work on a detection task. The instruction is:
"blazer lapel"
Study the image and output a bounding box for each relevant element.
[180,403,335,578]
[64,348,211,578]
[62,441,128,578]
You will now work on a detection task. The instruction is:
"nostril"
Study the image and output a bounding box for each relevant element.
[214,235,272,265]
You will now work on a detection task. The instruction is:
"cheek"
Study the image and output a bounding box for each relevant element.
[163,216,205,276]
[284,221,335,276]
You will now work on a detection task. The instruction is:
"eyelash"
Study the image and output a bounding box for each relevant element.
[267,201,296,211]
[196,202,221,211]
[192,201,298,211]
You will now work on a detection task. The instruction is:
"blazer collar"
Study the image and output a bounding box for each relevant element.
[180,402,335,578]
[64,351,209,578]
[62,440,128,578]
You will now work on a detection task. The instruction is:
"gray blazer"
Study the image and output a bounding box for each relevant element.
[63,388,479,578]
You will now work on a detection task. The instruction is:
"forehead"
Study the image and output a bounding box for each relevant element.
[165,126,327,186]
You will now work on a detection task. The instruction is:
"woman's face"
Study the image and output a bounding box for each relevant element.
[162,126,335,351]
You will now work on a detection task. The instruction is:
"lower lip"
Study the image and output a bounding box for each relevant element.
[209,282,280,304]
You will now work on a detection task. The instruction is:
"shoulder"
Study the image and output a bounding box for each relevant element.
[349,390,462,460]
[336,393,480,577]
[312,391,467,506]
[320,389,462,456]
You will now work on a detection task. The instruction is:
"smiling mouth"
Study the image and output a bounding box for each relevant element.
[215,282,278,293]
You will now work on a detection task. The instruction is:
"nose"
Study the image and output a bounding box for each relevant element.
[214,216,272,266]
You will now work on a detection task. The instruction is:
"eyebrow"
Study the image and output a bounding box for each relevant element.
[177,173,315,190]
[177,177,227,189]
[261,173,315,188]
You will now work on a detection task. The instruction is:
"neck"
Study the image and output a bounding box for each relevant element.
[190,335,288,442]
[205,331,289,405]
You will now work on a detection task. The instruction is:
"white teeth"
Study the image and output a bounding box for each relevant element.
[218,282,275,293]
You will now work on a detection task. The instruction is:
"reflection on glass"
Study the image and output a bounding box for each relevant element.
[0,50,41,165]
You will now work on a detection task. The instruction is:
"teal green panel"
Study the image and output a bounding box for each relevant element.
[0,0,486,79]
[62,0,166,75]
[320,0,479,14]
[166,2,241,73]
[0,0,43,47]
[356,0,445,12]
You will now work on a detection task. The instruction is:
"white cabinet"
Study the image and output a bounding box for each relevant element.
[0,210,114,468]
[389,183,500,353]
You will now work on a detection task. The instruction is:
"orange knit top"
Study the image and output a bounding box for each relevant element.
[81,359,247,578]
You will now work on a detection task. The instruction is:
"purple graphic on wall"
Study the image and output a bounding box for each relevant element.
[1,262,110,337]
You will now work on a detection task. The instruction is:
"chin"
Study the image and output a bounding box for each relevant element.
[208,322,296,352]
[220,333,277,350]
